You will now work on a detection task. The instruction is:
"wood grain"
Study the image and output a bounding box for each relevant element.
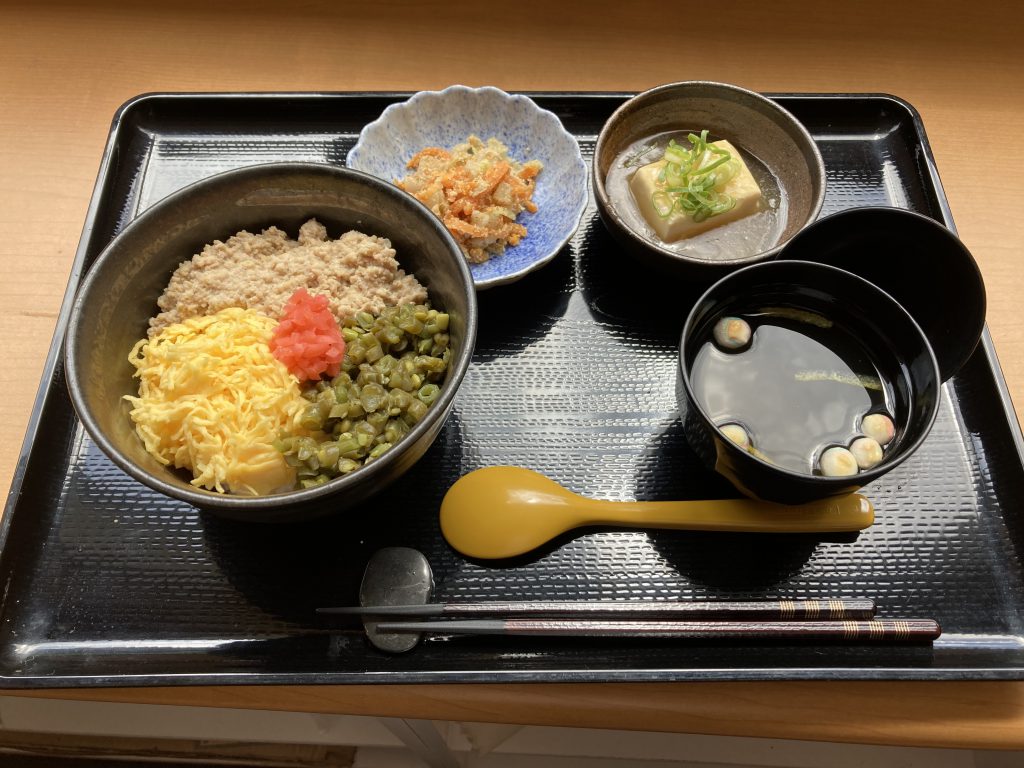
[2,0,1023,749]
[9,682,1024,750]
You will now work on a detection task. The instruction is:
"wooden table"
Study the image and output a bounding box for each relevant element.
[3,0,1023,750]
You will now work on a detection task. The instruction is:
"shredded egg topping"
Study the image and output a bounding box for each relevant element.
[125,307,307,495]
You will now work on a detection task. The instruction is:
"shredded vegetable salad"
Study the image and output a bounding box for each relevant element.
[397,135,542,264]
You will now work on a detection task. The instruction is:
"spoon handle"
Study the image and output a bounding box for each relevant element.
[584,494,874,533]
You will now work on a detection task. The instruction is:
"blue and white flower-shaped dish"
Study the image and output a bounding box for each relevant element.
[347,85,588,289]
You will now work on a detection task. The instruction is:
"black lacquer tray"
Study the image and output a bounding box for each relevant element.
[3,93,1024,687]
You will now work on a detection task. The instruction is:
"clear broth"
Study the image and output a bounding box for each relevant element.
[690,311,896,475]
[606,131,787,261]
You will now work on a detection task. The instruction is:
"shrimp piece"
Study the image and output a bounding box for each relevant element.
[475,161,510,197]
[443,215,489,239]
[406,147,451,169]
[518,162,542,180]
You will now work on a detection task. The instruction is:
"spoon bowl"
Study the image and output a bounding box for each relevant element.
[439,466,874,560]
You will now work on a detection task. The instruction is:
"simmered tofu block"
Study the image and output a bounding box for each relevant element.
[629,140,762,241]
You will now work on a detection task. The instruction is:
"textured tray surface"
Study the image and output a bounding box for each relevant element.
[3,94,1024,686]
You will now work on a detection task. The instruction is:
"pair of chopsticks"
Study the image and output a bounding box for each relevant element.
[317,598,941,642]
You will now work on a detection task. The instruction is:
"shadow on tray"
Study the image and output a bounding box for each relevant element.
[472,242,573,362]
[576,213,709,345]
[199,414,467,624]
[636,415,831,593]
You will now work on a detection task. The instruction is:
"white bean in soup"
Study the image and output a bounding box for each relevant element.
[720,423,751,449]
[713,316,752,351]
[862,412,896,446]
[850,436,884,469]
[819,446,859,477]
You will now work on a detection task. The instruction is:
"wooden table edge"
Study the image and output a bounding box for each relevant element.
[4,681,1024,750]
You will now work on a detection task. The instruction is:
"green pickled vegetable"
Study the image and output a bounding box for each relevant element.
[276,302,452,487]
[417,383,440,406]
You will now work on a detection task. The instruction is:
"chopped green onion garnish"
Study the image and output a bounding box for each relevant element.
[649,131,739,223]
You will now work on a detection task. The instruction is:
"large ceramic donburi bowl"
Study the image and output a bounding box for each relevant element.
[65,163,477,522]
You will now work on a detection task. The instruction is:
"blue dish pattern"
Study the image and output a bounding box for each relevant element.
[347,85,588,289]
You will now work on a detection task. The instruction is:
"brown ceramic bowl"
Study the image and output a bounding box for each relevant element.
[593,81,826,281]
[65,163,477,523]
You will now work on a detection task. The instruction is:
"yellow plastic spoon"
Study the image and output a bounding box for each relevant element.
[440,466,874,560]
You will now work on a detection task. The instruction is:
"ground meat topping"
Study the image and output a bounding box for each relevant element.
[149,219,427,336]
